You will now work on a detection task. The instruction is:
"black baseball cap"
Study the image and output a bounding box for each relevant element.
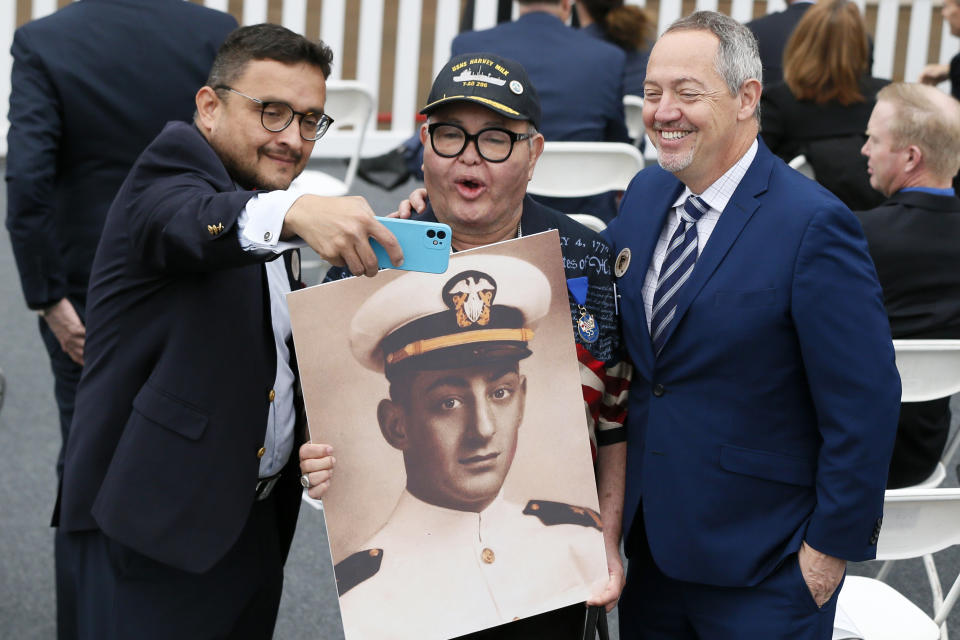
[419,52,542,130]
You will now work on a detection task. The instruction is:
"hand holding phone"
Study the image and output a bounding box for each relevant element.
[370,217,451,274]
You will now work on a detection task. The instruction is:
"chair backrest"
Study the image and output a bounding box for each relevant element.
[892,339,960,402]
[528,142,644,199]
[788,154,816,180]
[567,213,607,233]
[876,488,960,560]
[623,94,644,143]
[309,80,376,192]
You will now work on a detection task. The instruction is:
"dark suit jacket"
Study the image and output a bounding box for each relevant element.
[604,140,899,589]
[761,77,889,211]
[59,122,303,574]
[5,0,236,311]
[746,2,812,87]
[856,190,960,487]
[452,11,630,221]
[453,12,628,145]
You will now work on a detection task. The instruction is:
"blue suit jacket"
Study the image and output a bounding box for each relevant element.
[5,0,236,311]
[453,12,628,145]
[604,140,900,587]
[452,12,630,222]
[59,123,304,574]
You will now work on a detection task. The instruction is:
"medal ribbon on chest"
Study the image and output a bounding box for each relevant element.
[566,276,599,344]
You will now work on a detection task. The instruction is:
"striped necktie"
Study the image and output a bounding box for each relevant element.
[650,195,709,355]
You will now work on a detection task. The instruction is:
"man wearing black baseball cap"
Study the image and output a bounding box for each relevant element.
[319,52,632,638]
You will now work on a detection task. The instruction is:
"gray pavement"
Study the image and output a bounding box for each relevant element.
[1,158,958,638]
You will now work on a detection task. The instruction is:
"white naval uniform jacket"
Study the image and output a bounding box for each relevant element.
[337,490,607,640]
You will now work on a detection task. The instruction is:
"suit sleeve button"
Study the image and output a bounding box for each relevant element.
[653,384,665,397]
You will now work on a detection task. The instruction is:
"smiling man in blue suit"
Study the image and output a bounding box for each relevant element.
[603,11,900,638]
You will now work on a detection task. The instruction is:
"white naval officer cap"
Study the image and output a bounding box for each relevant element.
[349,253,552,378]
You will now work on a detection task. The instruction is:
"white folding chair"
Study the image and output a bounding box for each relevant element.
[567,213,607,232]
[291,80,375,197]
[891,340,960,489]
[528,141,643,199]
[837,488,960,640]
[864,341,960,639]
[788,154,816,180]
[623,94,645,144]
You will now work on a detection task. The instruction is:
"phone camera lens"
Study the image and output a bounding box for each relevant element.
[427,229,436,238]
[437,230,446,239]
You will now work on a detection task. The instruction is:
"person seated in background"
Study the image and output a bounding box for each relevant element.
[322,52,631,639]
[575,0,653,97]
[360,0,630,222]
[855,82,960,489]
[919,0,960,101]
[918,0,960,194]
[761,0,888,211]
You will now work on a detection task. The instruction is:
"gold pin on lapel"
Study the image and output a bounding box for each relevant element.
[207,222,224,236]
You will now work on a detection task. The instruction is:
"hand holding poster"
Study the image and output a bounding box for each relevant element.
[288,232,607,639]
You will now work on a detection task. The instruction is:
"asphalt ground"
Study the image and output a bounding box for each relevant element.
[1,158,957,639]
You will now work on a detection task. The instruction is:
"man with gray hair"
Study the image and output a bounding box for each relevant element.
[603,11,900,637]
[857,82,960,489]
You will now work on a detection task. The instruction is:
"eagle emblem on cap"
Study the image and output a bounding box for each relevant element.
[444,271,496,328]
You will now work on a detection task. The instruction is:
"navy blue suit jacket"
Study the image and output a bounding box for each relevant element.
[453,12,628,145]
[59,123,303,574]
[604,140,900,587]
[452,12,630,221]
[5,0,236,311]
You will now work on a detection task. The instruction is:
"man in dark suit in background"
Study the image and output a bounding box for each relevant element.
[4,2,235,636]
[857,82,960,488]
[365,0,629,221]
[6,0,236,475]
[746,0,813,86]
[57,24,399,639]
[606,11,899,638]
[451,0,630,221]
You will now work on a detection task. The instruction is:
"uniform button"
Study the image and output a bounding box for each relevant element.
[257,446,266,459]
[481,548,495,564]
[264,231,272,242]
[653,384,665,397]
[369,549,380,557]
[268,389,276,402]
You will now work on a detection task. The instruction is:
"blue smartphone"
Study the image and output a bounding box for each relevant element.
[370,217,452,274]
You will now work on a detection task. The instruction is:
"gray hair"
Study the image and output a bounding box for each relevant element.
[665,11,763,98]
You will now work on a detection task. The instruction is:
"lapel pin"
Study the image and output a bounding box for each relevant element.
[614,248,631,278]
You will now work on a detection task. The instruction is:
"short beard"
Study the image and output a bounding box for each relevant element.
[218,145,302,191]
[656,147,695,174]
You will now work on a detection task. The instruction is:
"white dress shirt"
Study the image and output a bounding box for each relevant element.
[237,189,308,478]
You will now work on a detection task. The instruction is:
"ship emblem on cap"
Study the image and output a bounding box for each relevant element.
[445,271,496,328]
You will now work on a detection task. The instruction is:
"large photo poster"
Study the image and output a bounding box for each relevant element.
[288,231,607,640]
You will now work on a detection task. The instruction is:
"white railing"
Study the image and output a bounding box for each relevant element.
[1,0,957,158]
